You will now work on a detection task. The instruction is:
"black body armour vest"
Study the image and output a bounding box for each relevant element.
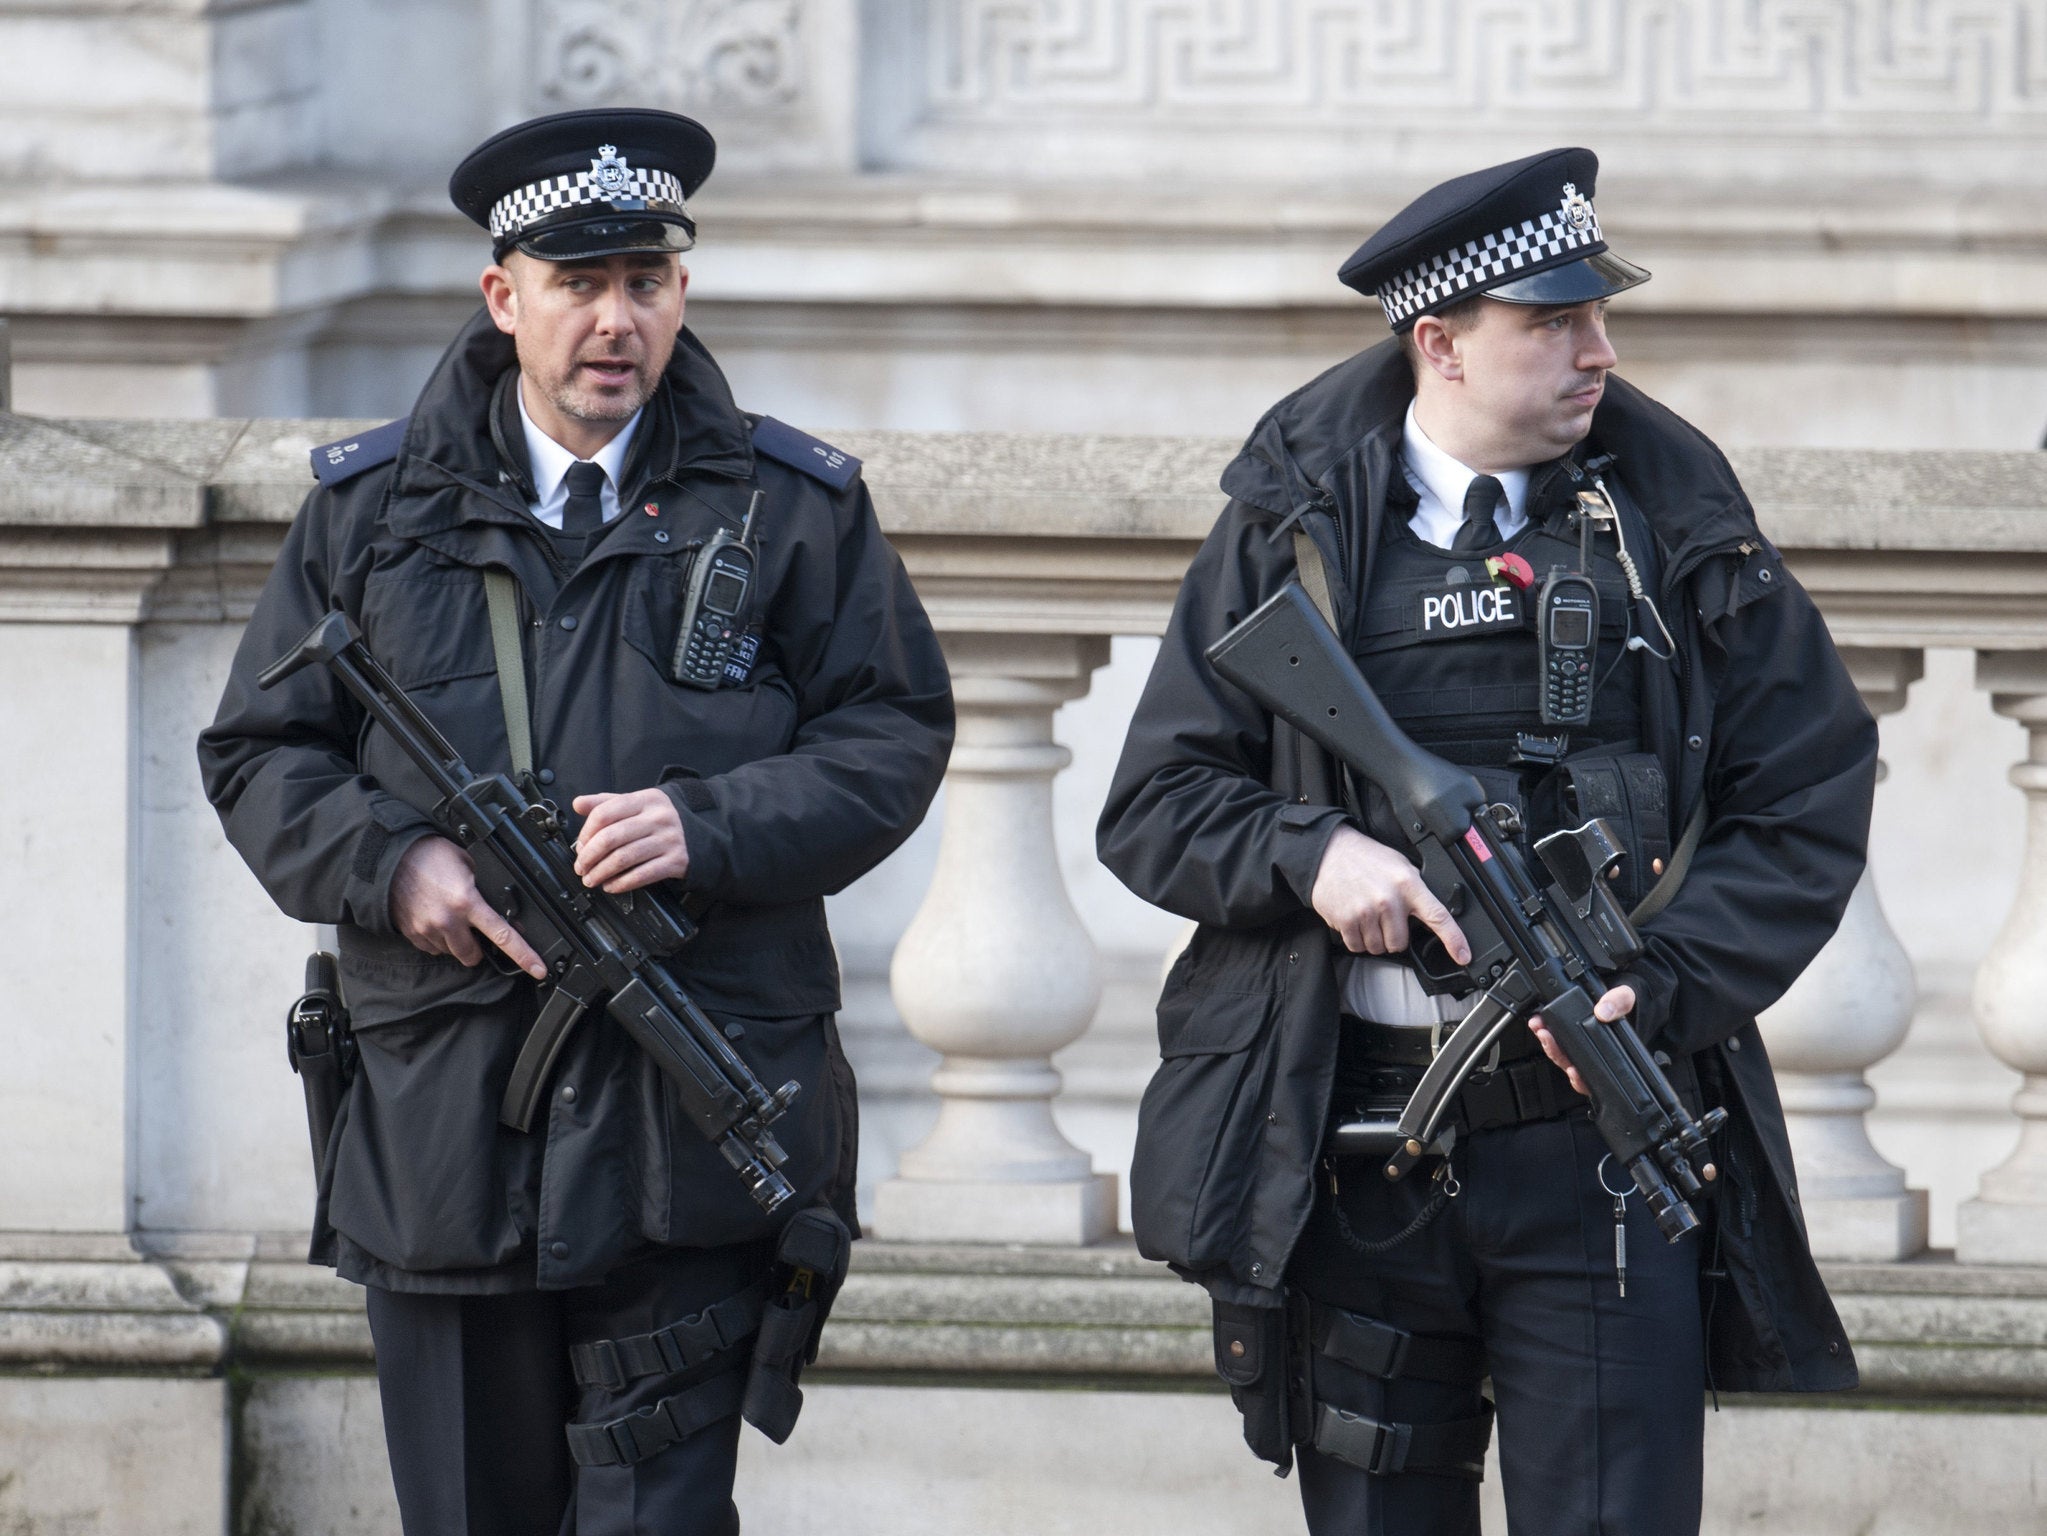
[1351,497,1670,912]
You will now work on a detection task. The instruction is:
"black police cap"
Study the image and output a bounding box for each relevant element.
[1339,147,1649,332]
[449,109,716,263]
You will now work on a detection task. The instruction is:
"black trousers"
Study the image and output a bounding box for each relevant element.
[1287,1110,1705,1536]
[363,1242,768,1536]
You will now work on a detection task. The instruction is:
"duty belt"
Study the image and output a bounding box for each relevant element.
[1338,1018,1576,1137]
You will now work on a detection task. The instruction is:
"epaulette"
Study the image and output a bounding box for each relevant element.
[750,415,861,492]
[309,417,408,488]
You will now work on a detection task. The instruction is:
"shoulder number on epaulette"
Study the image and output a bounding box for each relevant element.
[751,415,861,492]
[310,416,408,488]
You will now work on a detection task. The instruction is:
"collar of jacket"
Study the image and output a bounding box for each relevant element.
[1218,339,1766,622]
[381,307,757,540]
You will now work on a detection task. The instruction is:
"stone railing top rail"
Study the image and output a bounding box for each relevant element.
[4,412,2047,553]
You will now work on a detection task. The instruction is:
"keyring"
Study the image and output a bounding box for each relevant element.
[1596,1153,1630,1202]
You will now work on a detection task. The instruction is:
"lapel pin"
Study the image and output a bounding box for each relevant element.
[644,502,660,516]
[1486,552,1535,590]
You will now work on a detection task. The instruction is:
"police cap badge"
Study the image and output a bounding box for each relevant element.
[449,108,716,263]
[1339,148,1650,332]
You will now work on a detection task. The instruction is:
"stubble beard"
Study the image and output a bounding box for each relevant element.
[543,359,657,424]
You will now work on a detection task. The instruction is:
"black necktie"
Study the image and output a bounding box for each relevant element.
[1452,474,1504,552]
[562,461,607,534]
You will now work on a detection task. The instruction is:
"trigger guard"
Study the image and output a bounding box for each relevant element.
[1406,923,1471,993]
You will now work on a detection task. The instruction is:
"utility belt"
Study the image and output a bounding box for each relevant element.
[1334,1017,1579,1140]
[1214,1293,1494,1479]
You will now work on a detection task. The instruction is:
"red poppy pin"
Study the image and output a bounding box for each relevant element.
[644,502,660,517]
[1486,553,1535,590]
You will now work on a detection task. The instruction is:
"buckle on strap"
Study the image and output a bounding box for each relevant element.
[564,1370,747,1468]
[1309,1303,1486,1385]
[1310,1400,1495,1480]
[1314,1404,1413,1476]
[1312,1305,1408,1378]
[569,1284,766,1391]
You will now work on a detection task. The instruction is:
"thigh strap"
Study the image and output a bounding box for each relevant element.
[565,1370,746,1468]
[1310,1399,1495,1480]
[568,1285,765,1391]
[1310,1302,1486,1385]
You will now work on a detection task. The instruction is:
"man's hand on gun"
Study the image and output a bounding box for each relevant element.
[1309,823,1636,1103]
[391,835,548,979]
[572,788,690,892]
[1530,984,1636,1099]
[1312,824,1472,964]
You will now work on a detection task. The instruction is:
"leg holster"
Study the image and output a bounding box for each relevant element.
[1296,1297,1494,1480]
[563,1285,768,1469]
[1212,1296,1294,1468]
[741,1206,852,1445]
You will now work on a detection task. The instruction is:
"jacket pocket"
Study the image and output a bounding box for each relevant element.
[360,564,497,690]
[1131,930,1281,1271]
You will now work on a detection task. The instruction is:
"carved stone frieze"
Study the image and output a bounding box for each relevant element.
[531,0,805,115]
[920,1,2047,123]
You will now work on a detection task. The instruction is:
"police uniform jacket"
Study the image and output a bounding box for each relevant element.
[200,310,953,1290]
[1096,339,1875,1397]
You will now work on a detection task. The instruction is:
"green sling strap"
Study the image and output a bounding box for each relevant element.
[1289,528,1703,923]
[481,568,535,781]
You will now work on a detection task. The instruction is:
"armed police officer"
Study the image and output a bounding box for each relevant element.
[1098,149,1874,1534]
[199,109,952,1536]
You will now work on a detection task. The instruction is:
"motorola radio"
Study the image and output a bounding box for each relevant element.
[1537,568,1599,728]
[673,490,761,689]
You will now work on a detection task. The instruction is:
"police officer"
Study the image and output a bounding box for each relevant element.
[1097,149,1874,1534]
[199,109,953,1536]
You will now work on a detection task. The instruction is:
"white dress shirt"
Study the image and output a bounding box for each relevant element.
[1338,405,1539,1025]
[517,381,642,529]
[1399,399,1530,550]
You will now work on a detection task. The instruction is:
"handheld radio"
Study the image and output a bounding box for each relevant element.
[673,491,761,690]
[1537,568,1599,727]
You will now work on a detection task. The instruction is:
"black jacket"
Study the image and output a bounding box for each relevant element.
[200,311,953,1290]
[1098,341,1874,1398]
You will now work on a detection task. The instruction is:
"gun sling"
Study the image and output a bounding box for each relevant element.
[569,1283,766,1392]
[1289,529,1704,922]
[482,568,536,780]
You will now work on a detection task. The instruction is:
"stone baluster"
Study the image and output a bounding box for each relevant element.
[872,632,1118,1244]
[1958,653,2047,1262]
[1757,648,1927,1260]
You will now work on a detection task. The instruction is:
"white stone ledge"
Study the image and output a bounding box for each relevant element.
[0,1240,2041,1402]
[7,414,2047,648]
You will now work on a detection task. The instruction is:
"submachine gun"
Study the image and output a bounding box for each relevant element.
[1207,584,1726,1242]
[260,610,800,1215]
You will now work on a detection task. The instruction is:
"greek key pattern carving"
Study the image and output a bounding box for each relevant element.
[531,0,803,114]
[925,1,2047,122]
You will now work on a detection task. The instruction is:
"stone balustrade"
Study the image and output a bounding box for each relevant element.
[9,415,2047,1530]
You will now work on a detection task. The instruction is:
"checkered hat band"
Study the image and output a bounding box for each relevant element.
[1376,206,1604,326]
[489,168,690,240]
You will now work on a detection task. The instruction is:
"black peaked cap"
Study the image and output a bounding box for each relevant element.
[1340,147,1647,331]
[449,108,717,262]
